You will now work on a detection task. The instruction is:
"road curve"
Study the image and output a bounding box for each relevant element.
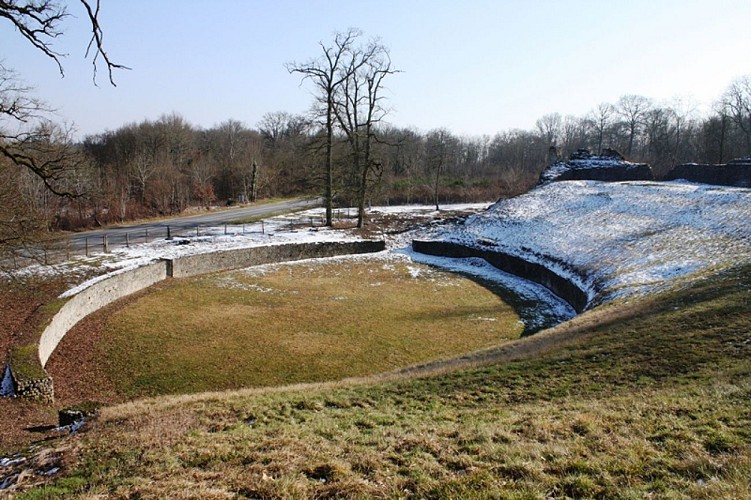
[61,198,322,251]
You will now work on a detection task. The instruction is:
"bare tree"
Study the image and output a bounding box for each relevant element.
[0,1,126,258]
[425,128,455,211]
[287,29,363,226]
[333,37,397,227]
[535,112,562,147]
[586,103,615,155]
[616,95,651,157]
[722,75,751,154]
[1,1,127,179]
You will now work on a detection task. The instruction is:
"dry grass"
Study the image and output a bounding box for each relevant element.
[13,262,751,498]
[93,258,522,398]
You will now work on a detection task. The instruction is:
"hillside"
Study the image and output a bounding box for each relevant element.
[2,181,751,497]
[423,180,751,307]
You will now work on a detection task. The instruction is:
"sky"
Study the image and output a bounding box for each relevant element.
[2,0,750,139]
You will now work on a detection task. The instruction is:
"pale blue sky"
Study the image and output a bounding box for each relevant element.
[2,0,750,138]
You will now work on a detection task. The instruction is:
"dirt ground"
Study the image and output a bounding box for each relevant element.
[0,280,71,454]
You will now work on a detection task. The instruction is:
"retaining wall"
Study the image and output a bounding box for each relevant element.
[39,261,169,367]
[8,240,385,402]
[412,240,589,313]
[169,240,386,278]
[664,161,751,188]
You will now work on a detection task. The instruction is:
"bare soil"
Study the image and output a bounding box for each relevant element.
[0,279,70,454]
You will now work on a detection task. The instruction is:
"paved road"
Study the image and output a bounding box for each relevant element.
[60,198,322,251]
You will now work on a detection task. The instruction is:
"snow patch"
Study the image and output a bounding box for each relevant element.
[425,181,751,306]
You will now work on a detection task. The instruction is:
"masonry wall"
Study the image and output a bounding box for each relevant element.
[412,240,589,313]
[664,162,751,188]
[169,240,386,278]
[12,240,385,402]
[39,261,169,367]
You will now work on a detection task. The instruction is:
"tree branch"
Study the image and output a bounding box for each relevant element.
[79,0,131,86]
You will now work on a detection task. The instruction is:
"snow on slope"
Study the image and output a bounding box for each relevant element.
[422,180,751,306]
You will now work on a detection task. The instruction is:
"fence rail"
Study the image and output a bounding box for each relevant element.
[3,209,359,270]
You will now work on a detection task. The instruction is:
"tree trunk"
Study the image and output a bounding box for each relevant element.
[250,161,258,202]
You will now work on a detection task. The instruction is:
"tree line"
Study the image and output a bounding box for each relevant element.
[4,73,751,235]
[2,10,751,250]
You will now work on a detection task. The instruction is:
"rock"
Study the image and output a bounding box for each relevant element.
[58,402,102,427]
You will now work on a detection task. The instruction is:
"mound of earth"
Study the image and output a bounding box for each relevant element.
[420,180,751,307]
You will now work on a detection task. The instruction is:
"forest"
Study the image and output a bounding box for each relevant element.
[1,5,750,246]
[2,74,750,237]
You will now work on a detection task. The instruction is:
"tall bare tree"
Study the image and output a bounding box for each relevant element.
[287,29,363,226]
[333,37,397,227]
[616,95,651,157]
[536,112,562,147]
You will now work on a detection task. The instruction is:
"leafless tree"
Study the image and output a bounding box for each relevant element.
[722,75,751,153]
[425,128,456,211]
[0,1,127,258]
[1,0,128,181]
[287,29,363,226]
[586,103,615,155]
[535,112,562,147]
[333,37,397,227]
[616,95,652,157]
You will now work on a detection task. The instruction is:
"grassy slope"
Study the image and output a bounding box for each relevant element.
[21,262,751,498]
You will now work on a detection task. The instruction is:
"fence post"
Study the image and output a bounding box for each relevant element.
[261,220,265,234]
[85,237,89,257]
[103,235,109,253]
[126,232,130,248]
[196,226,200,237]
[224,223,227,235]
[145,229,149,243]
[166,226,172,240]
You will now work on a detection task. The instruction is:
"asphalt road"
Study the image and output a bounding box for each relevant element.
[60,198,322,251]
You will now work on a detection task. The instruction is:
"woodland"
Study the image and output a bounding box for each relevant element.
[1,2,751,252]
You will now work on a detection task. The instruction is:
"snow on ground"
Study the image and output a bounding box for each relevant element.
[422,180,751,306]
[18,180,750,332]
[42,203,486,298]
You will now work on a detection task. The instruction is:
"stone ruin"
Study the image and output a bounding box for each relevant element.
[539,148,655,185]
[665,156,751,188]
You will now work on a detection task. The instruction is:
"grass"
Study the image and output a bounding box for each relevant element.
[20,262,751,497]
[96,258,523,398]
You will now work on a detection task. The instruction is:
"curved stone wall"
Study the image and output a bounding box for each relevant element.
[412,240,590,313]
[9,240,385,401]
[39,261,169,367]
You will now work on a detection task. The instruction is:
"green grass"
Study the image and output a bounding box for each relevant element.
[24,262,751,497]
[97,259,523,398]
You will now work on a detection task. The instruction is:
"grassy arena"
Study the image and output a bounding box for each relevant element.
[21,263,751,498]
[97,258,523,398]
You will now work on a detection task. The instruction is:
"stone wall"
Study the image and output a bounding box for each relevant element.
[39,261,169,367]
[13,375,54,403]
[539,149,654,185]
[412,240,589,313]
[169,240,386,278]
[664,159,751,188]
[9,240,385,402]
